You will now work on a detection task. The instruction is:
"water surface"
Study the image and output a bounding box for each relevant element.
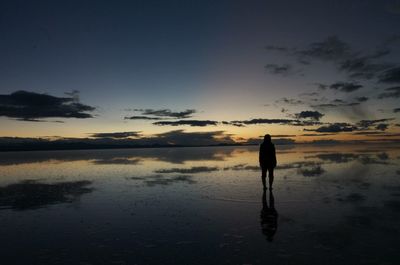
[0,145,399,264]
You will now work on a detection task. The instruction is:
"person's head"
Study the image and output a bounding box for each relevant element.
[264,134,271,143]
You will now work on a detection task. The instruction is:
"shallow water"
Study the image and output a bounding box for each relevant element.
[0,144,399,265]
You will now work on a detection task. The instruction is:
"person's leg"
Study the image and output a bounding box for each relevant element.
[261,168,267,189]
[268,168,274,189]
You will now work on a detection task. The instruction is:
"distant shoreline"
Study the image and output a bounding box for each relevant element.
[1,140,399,152]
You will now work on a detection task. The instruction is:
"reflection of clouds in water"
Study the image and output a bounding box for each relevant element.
[276,161,322,169]
[0,147,238,166]
[223,164,259,171]
[298,165,325,177]
[129,175,196,186]
[337,193,366,203]
[305,152,393,165]
[154,166,219,174]
[0,180,93,211]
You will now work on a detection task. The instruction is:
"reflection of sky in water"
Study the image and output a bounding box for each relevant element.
[0,145,399,264]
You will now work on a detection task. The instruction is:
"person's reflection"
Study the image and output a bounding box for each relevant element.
[260,189,278,242]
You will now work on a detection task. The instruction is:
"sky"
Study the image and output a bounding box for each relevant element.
[1,0,400,145]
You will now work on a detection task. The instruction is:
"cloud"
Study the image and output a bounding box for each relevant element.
[394,108,400,113]
[305,123,356,133]
[311,102,360,108]
[131,108,196,119]
[92,158,142,165]
[379,67,400,83]
[90,131,142,138]
[338,50,393,79]
[295,110,324,121]
[377,86,400,99]
[356,96,369,102]
[275,97,304,105]
[329,82,363,93]
[375,123,389,131]
[0,90,95,121]
[266,36,395,80]
[228,118,321,127]
[298,37,393,79]
[305,118,394,134]
[264,64,293,75]
[153,120,219,127]
[124,116,162,120]
[221,121,245,127]
[301,133,334,137]
[298,36,351,61]
[356,118,394,130]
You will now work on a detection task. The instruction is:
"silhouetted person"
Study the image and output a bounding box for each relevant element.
[260,189,278,242]
[259,134,277,190]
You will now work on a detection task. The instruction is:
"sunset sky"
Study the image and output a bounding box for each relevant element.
[1,0,400,144]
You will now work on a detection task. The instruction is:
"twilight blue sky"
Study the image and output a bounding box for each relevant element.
[0,0,399,142]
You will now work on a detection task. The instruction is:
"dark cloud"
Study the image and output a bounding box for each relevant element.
[311,102,360,108]
[339,50,393,79]
[132,108,196,119]
[376,123,388,131]
[305,123,356,133]
[229,118,321,127]
[394,108,400,113]
[329,82,362,93]
[153,120,219,127]
[92,158,142,165]
[298,36,352,62]
[275,97,304,105]
[266,36,395,80]
[306,119,393,134]
[271,138,296,145]
[301,133,334,137]
[377,87,400,99]
[124,116,162,120]
[0,90,95,121]
[379,67,400,83]
[221,121,245,127]
[298,37,393,79]
[295,110,324,121]
[90,131,142,138]
[356,96,369,102]
[264,64,293,75]
[356,118,394,130]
